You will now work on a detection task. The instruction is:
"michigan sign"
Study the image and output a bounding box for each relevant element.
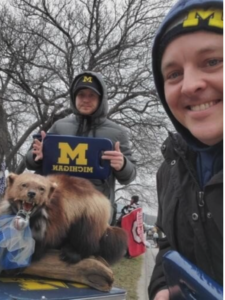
[33,134,113,180]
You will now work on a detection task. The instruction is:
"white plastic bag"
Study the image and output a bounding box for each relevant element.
[0,215,35,271]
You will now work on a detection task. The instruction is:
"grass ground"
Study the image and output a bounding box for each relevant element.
[111,255,143,300]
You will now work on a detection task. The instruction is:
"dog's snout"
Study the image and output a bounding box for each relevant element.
[27,191,36,198]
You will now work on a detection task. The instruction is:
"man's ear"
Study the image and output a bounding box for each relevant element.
[7,173,18,187]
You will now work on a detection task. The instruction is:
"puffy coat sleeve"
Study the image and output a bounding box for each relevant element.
[113,128,136,184]
[148,167,171,299]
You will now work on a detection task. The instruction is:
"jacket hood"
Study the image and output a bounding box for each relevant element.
[70,71,108,120]
[152,0,223,146]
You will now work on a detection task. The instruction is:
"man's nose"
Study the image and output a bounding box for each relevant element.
[82,97,92,102]
[181,68,206,97]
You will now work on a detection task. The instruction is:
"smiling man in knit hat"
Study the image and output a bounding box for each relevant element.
[148,0,223,299]
[26,71,136,224]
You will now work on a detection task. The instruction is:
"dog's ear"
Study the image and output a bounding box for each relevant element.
[49,182,57,198]
[7,173,18,187]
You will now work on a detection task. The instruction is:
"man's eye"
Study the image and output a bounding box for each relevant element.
[167,71,182,80]
[207,58,222,67]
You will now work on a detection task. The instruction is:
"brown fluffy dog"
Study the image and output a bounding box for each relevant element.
[0,173,128,265]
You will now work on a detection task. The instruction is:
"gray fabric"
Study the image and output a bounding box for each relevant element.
[26,71,136,220]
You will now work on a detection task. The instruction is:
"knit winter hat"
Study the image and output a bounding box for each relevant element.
[159,7,223,59]
[72,75,102,97]
[131,195,139,203]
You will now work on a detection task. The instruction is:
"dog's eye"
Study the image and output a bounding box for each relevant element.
[21,183,27,188]
[39,187,45,192]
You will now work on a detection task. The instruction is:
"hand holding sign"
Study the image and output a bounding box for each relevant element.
[33,131,46,161]
[102,141,125,171]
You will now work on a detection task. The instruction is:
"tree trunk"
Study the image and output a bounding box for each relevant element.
[0,102,8,166]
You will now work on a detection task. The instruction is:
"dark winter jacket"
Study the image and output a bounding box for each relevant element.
[26,71,136,219]
[148,133,223,299]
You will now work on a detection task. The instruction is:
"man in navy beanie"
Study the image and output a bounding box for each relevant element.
[149,0,223,299]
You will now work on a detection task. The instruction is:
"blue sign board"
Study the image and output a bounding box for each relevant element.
[33,134,113,180]
[163,250,223,300]
[0,276,126,299]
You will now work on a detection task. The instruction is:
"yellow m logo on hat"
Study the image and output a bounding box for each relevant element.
[82,76,93,83]
[183,9,223,29]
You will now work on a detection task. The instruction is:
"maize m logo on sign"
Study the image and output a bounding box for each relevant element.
[57,143,88,165]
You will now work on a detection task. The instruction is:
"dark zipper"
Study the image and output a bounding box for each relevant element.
[198,191,205,222]
[174,147,206,222]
